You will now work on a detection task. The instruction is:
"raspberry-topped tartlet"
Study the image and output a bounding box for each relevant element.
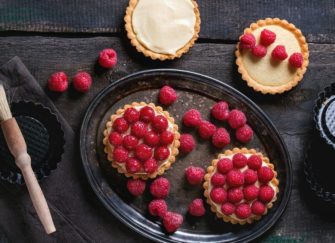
[103,102,180,179]
[203,148,279,224]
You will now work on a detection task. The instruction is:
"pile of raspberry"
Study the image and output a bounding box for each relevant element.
[208,153,276,220]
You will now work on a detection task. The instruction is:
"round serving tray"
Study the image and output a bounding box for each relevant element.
[80,69,292,243]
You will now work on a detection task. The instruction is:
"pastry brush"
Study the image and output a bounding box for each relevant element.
[0,84,56,234]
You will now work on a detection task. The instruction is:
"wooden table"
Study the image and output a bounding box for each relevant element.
[0,1,334,242]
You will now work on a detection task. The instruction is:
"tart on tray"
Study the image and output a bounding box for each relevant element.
[203,148,279,225]
[103,102,180,180]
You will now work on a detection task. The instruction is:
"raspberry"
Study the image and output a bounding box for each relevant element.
[144,158,158,174]
[239,33,256,49]
[127,179,146,196]
[226,170,244,187]
[260,29,276,46]
[251,201,266,216]
[232,153,247,168]
[154,146,170,161]
[212,128,230,148]
[235,203,252,219]
[198,121,216,139]
[211,101,229,121]
[185,166,205,185]
[131,121,147,138]
[149,199,168,218]
[236,124,254,143]
[258,166,274,183]
[122,135,139,150]
[134,144,153,162]
[48,72,68,92]
[252,45,267,58]
[228,109,247,129]
[289,52,303,68]
[247,155,262,170]
[152,115,168,133]
[113,146,129,163]
[113,117,129,133]
[180,134,195,153]
[272,45,288,60]
[217,158,233,174]
[188,198,205,217]
[150,177,170,198]
[160,131,174,145]
[124,108,140,124]
[162,212,183,233]
[244,169,258,185]
[258,185,275,202]
[144,131,160,147]
[126,158,142,173]
[210,187,227,204]
[73,72,92,93]
[221,203,236,215]
[227,188,244,203]
[108,131,122,146]
[140,106,155,123]
[243,185,259,201]
[159,86,177,105]
[182,109,202,127]
[99,48,117,68]
[210,173,226,187]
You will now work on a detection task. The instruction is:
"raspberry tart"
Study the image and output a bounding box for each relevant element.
[103,102,180,179]
[203,148,279,224]
[235,18,309,94]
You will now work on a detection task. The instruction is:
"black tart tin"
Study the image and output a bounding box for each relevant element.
[0,101,65,184]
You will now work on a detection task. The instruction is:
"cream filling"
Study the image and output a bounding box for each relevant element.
[132,0,196,55]
[242,25,302,86]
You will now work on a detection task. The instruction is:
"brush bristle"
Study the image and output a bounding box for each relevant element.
[0,85,12,121]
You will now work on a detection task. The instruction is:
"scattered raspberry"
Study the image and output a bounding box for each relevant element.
[149,199,168,218]
[272,45,288,60]
[221,203,236,215]
[73,72,92,93]
[152,115,168,133]
[239,33,256,49]
[131,121,147,138]
[154,146,170,161]
[159,86,177,105]
[180,134,196,153]
[236,124,254,143]
[210,173,226,187]
[251,201,266,216]
[235,203,252,219]
[198,121,216,139]
[247,155,262,170]
[210,187,227,204]
[217,158,233,174]
[252,45,267,58]
[127,179,146,196]
[108,131,122,146]
[182,109,202,127]
[260,29,276,46]
[228,109,247,129]
[227,188,244,203]
[289,52,303,68]
[185,166,205,185]
[140,106,155,123]
[212,128,230,148]
[134,144,153,162]
[125,158,142,173]
[113,117,129,133]
[232,153,247,168]
[144,158,158,174]
[211,101,229,121]
[122,135,139,150]
[144,131,160,147]
[226,170,244,187]
[113,146,129,163]
[162,212,183,233]
[258,166,274,183]
[98,48,117,68]
[160,131,174,145]
[244,169,258,185]
[48,72,68,92]
[188,199,205,217]
[258,185,275,202]
[243,185,259,201]
[150,177,170,199]
[124,108,140,124]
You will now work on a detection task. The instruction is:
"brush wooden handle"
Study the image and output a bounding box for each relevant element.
[1,118,56,234]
